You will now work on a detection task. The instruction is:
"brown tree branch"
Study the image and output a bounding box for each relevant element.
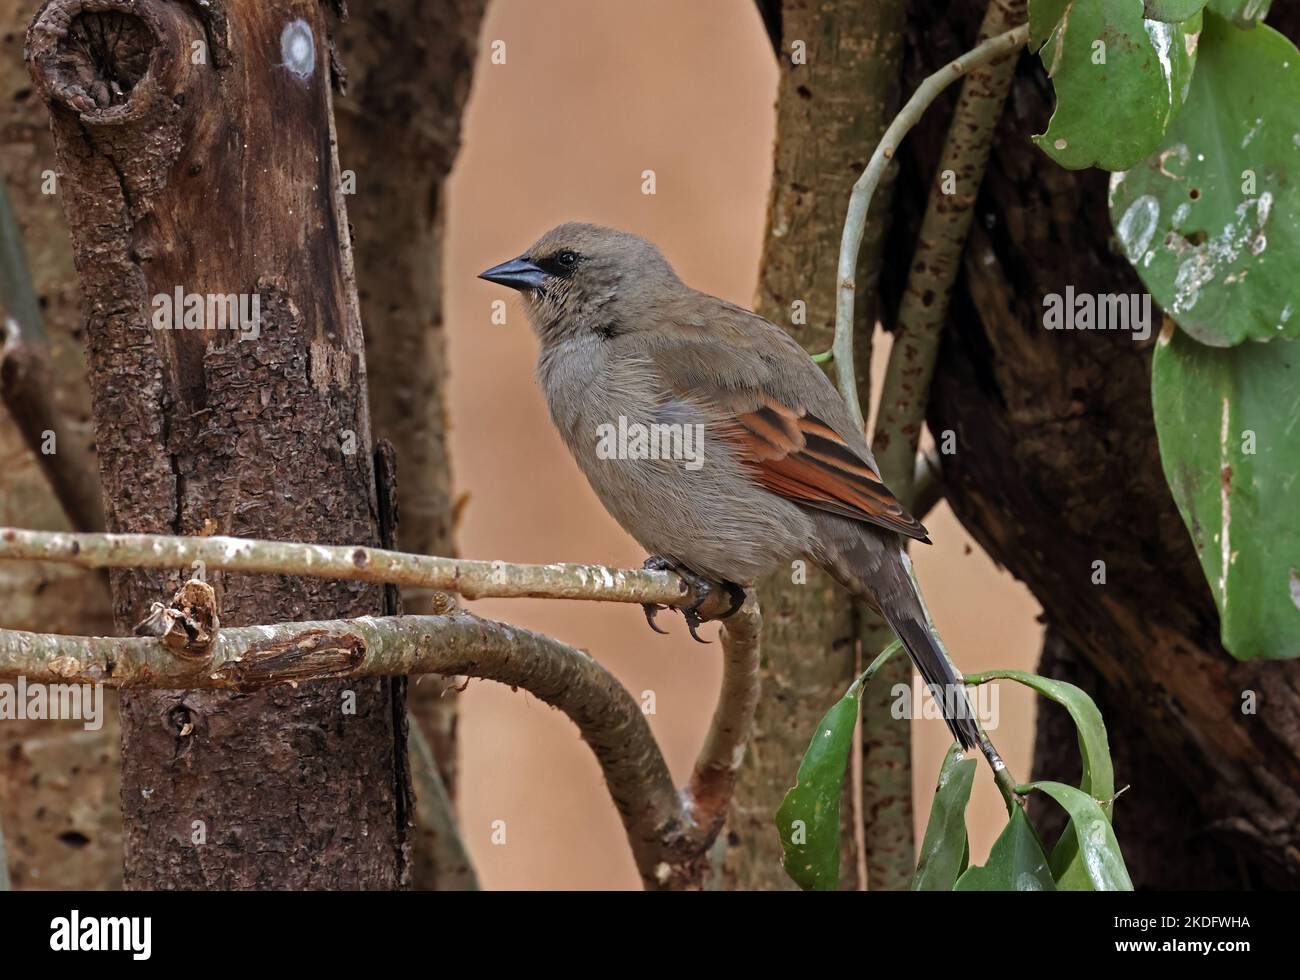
[0,525,762,889]
[871,0,1026,503]
[688,594,762,846]
[0,602,761,890]
[0,182,105,534]
[407,717,478,891]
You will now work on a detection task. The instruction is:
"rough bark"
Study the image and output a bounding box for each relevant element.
[333,5,484,876]
[0,0,117,890]
[725,0,906,890]
[892,0,1300,887]
[25,0,410,888]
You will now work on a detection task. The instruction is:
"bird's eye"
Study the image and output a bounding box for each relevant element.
[556,250,579,268]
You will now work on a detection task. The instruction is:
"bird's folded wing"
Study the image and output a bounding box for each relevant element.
[646,303,928,542]
[721,397,930,542]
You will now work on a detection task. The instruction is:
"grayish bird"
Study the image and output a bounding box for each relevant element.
[480,223,981,751]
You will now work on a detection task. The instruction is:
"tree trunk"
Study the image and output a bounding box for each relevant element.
[725,0,906,890]
[26,0,411,888]
[332,0,485,891]
[0,0,117,889]
[890,0,1300,887]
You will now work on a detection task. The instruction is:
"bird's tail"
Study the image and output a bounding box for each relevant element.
[876,600,982,753]
[815,517,982,752]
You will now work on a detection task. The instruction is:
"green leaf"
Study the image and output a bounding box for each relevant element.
[965,669,1120,888]
[1021,782,1134,890]
[1208,0,1272,28]
[1050,829,1102,890]
[777,642,901,890]
[1109,14,1300,345]
[1030,0,1072,51]
[1145,0,1209,22]
[1152,328,1300,659]
[911,745,978,891]
[964,670,1113,802]
[1034,0,1200,170]
[954,806,1057,891]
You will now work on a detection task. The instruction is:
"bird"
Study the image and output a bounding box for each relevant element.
[479,222,981,752]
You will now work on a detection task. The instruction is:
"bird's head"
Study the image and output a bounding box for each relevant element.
[478,222,682,342]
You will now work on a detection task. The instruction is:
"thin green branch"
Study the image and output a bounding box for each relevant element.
[840,9,1029,889]
[912,449,945,521]
[831,20,1029,431]
[867,3,1029,800]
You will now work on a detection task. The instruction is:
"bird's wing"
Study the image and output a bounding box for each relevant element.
[645,298,930,543]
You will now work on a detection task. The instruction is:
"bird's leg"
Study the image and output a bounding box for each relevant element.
[640,555,716,643]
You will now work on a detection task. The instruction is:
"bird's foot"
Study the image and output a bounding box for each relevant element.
[640,555,725,644]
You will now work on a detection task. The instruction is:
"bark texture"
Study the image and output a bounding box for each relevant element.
[891,0,1300,887]
[0,0,117,890]
[333,5,485,864]
[26,0,410,888]
[725,0,906,890]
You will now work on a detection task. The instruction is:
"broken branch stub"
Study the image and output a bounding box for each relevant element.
[135,577,219,659]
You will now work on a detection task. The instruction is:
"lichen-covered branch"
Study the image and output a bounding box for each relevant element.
[0,526,730,615]
[872,1,1026,502]
[866,0,1028,809]
[0,525,762,889]
[832,9,1028,889]
[688,594,762,847]
[831,20,1029,430]
[0,603,760,890]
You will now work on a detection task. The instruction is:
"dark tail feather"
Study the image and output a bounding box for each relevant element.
[878,606,981,753]
[812,514,982,752]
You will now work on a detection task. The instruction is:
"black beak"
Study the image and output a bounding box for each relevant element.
[478,255,547,292]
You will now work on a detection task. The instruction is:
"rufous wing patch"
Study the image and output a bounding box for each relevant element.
[729,400,930,542]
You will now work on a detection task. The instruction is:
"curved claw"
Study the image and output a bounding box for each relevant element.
[643,603,670,635]
[721,582,747,619]
[641,554,722,643]
[683,611,712,644]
